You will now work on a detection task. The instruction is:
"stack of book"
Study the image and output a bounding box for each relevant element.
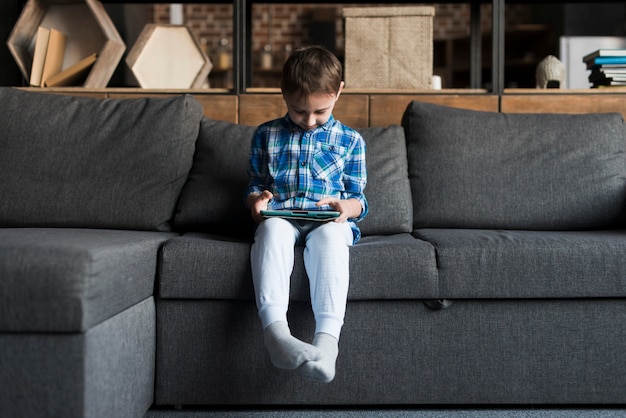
[583,49,626,88]
[30,26,97,87]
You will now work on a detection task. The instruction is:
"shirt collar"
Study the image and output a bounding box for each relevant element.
[284,113,335,133]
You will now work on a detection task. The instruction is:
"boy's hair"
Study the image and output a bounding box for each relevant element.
[281,46,343,97]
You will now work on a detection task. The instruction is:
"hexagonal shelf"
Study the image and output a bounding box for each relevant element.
[7,0,125,88]
[126,24,213,89]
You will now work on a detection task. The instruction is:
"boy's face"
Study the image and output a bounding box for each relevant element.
[283,82,344,131]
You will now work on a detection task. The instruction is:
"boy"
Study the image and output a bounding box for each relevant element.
[245,46,368,383]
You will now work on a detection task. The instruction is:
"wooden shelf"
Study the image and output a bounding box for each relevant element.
[10,1,626,95]
[15,87,499,128]
[504,88,626,94]
[7,0,125,88]
[246,87,488,94]
[16,86,626,128]
[126,24,212,89]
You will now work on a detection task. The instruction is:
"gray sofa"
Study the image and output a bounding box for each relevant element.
[1,87,625,418]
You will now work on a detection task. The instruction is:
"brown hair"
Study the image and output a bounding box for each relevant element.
[280,46,343,97]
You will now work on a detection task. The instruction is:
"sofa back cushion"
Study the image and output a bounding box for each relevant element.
[358,126,413,235]
[174,119,412,237]
[0,88,203,231]
[402,101,626,230]
[174,118,257,237]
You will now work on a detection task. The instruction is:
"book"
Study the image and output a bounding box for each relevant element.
[588,67,626,87]
[589,68,626,81]
[593,67,626,74]
[44,53,97,87]
[30,26,51,86]
[589,73,626,84]
[40,28,67,86]
[583,49,626,63]
[585,56,626,68]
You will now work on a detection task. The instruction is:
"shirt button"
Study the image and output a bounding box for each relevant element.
[300,162,306,167]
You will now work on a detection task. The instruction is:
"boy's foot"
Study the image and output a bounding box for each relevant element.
[298,333,338,383]
[264,321,321,370]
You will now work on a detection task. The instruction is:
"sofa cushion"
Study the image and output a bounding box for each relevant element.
[0,228,175,332]
[158,232,438,300]
[0,298,156,418]
[173,118,257,237]
[174,120,412,237]
[414,228,626,299]
[0,88,203,231]
[402,101,626,230]
[358,126,413,235]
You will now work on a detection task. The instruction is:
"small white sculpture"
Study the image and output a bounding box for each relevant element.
[536,55,566,89]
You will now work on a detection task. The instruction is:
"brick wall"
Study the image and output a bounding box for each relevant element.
[153,3,533,87]
[155,3,531,59]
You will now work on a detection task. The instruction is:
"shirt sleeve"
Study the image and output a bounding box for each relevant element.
[342,131,368,222]
[245,126,271,201]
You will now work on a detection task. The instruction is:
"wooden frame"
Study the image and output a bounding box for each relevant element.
[126,24,212,89]
[7,0,125,88]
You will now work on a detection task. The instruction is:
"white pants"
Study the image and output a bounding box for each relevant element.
[250,217,353,340]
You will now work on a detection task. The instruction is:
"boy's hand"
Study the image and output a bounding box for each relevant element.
[316,197,362,223]
[248,190,273,223]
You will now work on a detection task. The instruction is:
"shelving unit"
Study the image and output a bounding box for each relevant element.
[241,0,497,93]
[126,24,212,89]
[100,0,495,94]
[10,1,626,95]
[25,86,626,128]
[9,0,125,88]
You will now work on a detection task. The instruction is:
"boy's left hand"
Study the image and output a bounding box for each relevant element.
[316,197,362,223]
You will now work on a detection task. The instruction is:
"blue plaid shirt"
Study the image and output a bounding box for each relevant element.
[246,114,368,243]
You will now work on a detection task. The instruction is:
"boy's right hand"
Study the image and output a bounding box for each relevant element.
[247,190,273,223]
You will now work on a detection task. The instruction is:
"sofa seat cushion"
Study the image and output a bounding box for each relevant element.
[158,232,438,301]
[0,88,203,231]
[414,228,626,299]
[0,228,175,332]
[402,101,626,230]
[173,119,412,237]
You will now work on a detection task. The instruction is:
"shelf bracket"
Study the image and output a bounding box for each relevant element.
[470,1,482,89]
[233,0,249,94]
[492,0,505,94]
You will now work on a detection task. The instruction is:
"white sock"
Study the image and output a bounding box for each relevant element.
[263,321,321,370]
[298,332,339,383]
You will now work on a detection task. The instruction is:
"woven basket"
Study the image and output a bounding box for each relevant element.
[343,6,435,89]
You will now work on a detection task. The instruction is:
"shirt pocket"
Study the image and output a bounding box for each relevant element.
[311,143,347,182]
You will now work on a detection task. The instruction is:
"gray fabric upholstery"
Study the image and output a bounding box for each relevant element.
[159,233,255,300]
[174,118,257,237]
[402,101,626,230]
[0,228,174,332]
[0,88,203,231]
[0,298,155,418]
[158,232,438,301]
[414,228,626,299]
[173,120,412,237]
[143,405,626,418]
[357,126,413,235]
[348,234,438,299]
[5,89,626,413]
[155,299,626,405]
[144,408,626,418]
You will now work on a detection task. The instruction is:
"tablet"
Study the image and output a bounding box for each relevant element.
[261,209,340,221]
